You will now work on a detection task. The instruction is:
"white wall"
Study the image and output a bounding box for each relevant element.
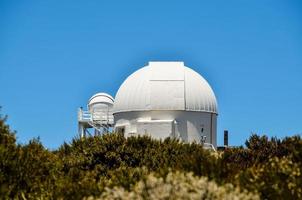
[136,120,173,139]
[114,110,217,147]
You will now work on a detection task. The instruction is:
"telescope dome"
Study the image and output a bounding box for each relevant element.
[113,62,217,114]
[88,93,114,113]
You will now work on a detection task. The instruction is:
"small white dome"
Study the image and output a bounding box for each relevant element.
[113,62,218,114]
[88,93,114,107]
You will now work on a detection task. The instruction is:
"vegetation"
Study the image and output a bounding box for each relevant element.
[0,112,301,199]
[93,172,259,200]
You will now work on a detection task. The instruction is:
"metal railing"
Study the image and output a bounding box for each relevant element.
[78,109,92,122]
[78,108,114,125]
[91,111,114,125]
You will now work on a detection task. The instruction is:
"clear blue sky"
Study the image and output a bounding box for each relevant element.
[0,1,301,149]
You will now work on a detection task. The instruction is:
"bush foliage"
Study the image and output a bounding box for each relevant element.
[0,113,301,199]
[93,171,259,200]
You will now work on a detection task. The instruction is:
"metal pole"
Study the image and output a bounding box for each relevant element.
[224,130,228,147]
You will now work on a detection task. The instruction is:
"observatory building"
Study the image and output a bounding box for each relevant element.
[78,93,114,136]
[78,61,218,147]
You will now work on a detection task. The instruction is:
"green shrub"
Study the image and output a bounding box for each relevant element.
[0,138,62,199]
[1,111,302,199]
[91,171,259,200]
[236,156,302,199]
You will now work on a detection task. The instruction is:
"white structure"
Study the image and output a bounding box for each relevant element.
[78,61,218,148]
[113,62,218,147]
[78,93,114,137]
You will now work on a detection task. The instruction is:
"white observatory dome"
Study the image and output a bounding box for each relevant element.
[78,61,218,148]
[77,92,114,137]
[113,62,217,114]
[88,92,114,114]
[88,93,114,107]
